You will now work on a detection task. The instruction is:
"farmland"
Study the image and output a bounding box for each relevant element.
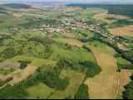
[85,41,131,99]
[109,25,133,36]
[0,3,133,99]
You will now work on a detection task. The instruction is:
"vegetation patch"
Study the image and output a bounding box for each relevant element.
[116,56,132,70]
[74,84,89,99]
[123,75,133,99]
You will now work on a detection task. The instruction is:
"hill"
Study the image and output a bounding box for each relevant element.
[1,3,32,9]
[66,4,133,17]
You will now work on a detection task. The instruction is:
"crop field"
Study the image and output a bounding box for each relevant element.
[109,25,133,36]
[85,41,131,99]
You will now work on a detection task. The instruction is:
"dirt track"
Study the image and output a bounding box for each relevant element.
[0,64,37,89]
[9,64,37,86]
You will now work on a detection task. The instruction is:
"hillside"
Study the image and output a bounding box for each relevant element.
[0,3,133,99]
[1,3,32,9]
[67,4,133,17]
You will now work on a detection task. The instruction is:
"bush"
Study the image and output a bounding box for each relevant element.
[18,60,31,69]
[57,59,101,77]
[36,68,69,90]
[123,75,133,99]
[0,84,28,99]
[1,47,17,59]
[74,84,89,99]
[79,61,101,77]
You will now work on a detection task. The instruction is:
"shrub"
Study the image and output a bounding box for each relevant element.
[79,61,101,77]
[0,84,28,99]
[36,68,69,90]
[1,47,17,59]
[18,60,31,69]
[74,84,89,99]
[123,75,133,99]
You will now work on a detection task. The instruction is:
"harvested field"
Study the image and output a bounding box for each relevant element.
[94,11,130,24]
[109,25,133,36]
[85,45,132,99]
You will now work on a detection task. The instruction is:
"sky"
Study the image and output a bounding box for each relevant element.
[0,0,133,4]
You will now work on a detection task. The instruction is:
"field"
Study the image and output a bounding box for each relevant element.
[85,41,131,99]
[26,82,54,99]
[0,3,133,99]
[49,68,85,99]
[109,25,133,36]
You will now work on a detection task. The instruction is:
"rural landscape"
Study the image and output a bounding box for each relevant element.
[0,0,133,99]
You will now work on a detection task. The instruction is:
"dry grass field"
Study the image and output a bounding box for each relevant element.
[94,12,129,24]
[109,25,133,36]
[85,45,131,99]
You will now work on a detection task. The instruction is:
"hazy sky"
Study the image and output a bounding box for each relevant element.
[0,0,133,4]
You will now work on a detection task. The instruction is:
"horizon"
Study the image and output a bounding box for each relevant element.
[0,0,133,4]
